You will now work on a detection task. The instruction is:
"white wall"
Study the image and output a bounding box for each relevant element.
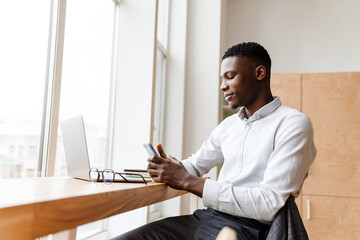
[226,0,360,73]
[183,0,222,159]
[112,0,156,170]
[181,0,223,213]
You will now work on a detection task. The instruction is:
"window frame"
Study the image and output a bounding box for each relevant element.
[38,0,67,178]
[148,0,170,223]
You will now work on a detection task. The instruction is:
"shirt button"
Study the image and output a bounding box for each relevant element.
[225,180,230,183]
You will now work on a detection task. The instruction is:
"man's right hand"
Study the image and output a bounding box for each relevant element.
[147,144,205,197]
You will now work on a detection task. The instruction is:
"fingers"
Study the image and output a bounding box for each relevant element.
[146,144,172,183]
[147,156,165,164]
[147,165,163,182]
[156,143,167,158]
[147,158,161,174]
[167,154,178,162]
[147,159,159,168]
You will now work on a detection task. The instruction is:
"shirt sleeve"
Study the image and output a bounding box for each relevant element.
[182,121,225,177]
[202,115,317,222]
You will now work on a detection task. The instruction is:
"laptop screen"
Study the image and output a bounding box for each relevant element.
[60,115,91,181]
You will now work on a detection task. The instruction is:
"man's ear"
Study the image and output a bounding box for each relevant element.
[255,65,266,81]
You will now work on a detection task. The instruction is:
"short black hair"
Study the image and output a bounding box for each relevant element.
[222,42,271,67]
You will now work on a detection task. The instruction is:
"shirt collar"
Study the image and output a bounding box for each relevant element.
[238,96,282,122]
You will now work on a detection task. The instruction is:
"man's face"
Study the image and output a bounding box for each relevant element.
[220,56,260,110]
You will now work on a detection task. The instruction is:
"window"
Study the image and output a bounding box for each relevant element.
[149,0,169,222]
[54,0,115,177]
[1,0,117,238]
[157,0,169,49]
[0,1,51,178]
[152,0,169,169]
[1,0,163,238]
[152,48,167,146]
[54,0,116,238]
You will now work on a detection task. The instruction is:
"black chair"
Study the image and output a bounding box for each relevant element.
[266,195,309,240]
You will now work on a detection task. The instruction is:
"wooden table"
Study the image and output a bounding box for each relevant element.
[0,177,187,239]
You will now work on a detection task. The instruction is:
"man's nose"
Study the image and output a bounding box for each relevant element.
[220,80,228,92]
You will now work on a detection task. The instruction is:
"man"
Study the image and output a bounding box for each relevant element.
[116,42,316,240]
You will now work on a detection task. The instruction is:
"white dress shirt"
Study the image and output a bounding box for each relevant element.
[182,97,317,222]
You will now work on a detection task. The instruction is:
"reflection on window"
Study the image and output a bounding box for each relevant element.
[0,1,51,178]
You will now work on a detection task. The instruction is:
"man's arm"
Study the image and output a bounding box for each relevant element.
[147,144,205,197]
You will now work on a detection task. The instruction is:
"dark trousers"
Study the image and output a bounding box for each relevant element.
[112,208,270,240]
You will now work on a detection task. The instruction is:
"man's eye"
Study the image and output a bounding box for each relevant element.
[228,75,235,79]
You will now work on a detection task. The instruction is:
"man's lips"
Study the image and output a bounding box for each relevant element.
[224,93,234,101]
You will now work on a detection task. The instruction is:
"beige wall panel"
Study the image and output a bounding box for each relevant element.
[302,72,360,197]
[271,73,301,111]
[302,195,360,240]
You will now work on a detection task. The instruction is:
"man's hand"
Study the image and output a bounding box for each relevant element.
[147,144,188,189]
[147,144,205,197]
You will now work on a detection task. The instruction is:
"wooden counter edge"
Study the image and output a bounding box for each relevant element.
[0,183,187,240]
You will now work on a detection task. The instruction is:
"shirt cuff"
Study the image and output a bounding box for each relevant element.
[202,179,221,209]
[181,159,200,176]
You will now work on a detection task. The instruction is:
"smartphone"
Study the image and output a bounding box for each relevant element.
[143,142,158,156]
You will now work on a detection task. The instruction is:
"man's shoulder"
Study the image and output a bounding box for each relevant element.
[276,105,313,129]
[221,112,240,124]
[277,105,308,119]
[213,113,240,133]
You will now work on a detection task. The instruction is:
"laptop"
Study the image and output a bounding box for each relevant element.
[60,115,150,183]
[61,115,92,181]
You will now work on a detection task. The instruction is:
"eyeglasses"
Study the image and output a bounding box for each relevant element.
[89,168,147,185]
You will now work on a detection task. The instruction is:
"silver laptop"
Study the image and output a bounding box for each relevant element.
[61,115,92,181]
[61,116,150,183]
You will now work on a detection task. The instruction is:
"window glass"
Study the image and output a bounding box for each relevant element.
[157,0,169,48]
[54,0,115,238]
[152,49,166,145]
[149,47,167,222]
[148,0,170,222]
[0,1,51,178]
[55,0,114,176]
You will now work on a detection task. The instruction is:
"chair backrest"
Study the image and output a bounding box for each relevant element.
[266,195,309,240]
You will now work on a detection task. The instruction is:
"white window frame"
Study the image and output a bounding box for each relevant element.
[38,0,67,178]
[147,0,170,223]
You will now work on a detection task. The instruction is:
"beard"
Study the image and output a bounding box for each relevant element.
[229,100,242,110]
[230,104,240,110]
[229,104,240,110]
